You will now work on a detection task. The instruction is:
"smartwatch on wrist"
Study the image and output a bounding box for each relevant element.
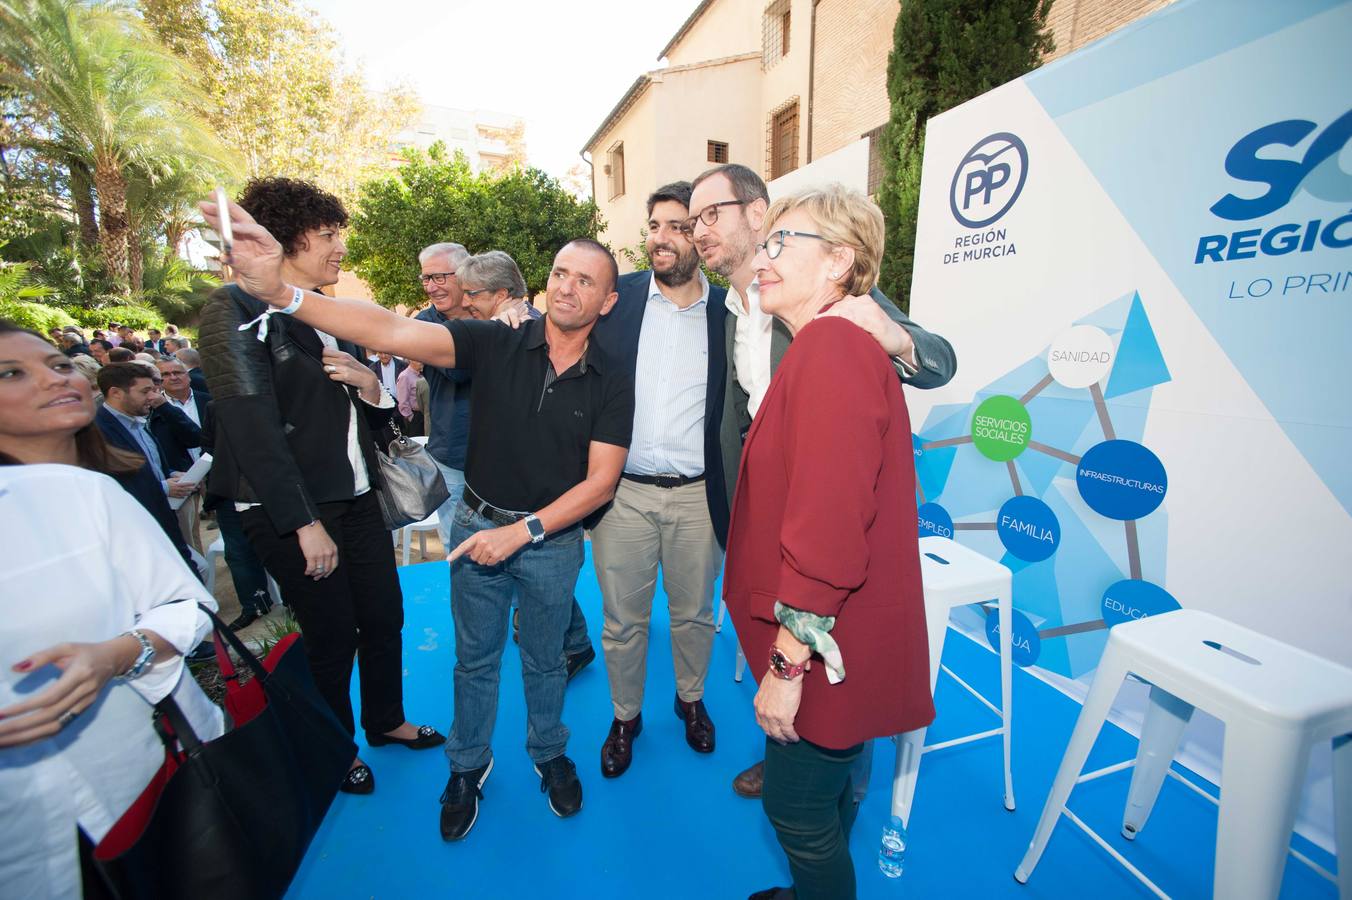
[768,645,807,681]
[523,514,546,544]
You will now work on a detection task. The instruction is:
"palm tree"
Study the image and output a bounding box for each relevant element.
[0,0,232,293]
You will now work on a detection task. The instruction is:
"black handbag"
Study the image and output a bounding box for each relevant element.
[93,607,356,900]
[373,417,451,531]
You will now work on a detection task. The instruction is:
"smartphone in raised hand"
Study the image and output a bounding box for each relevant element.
[214,186,233,258]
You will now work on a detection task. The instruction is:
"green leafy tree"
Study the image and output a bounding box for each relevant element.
[346,144,602,309]
[142,0,420,211]
[877,0,1054,308]
[0,0,233,292]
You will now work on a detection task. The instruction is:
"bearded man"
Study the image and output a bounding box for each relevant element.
[586,181,728,779]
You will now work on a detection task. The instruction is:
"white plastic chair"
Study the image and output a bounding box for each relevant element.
[891,536,1016,826]
[714,598,749,682]
[398,512,441,566]
[1015,608,1352,900]
[204,536,281,607]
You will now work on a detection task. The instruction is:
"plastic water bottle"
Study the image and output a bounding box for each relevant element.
[878,815,906,878]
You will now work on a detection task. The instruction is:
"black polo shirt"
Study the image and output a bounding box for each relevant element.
[443,317,634,514]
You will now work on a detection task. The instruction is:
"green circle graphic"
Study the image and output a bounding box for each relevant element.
[971,395,1032,461]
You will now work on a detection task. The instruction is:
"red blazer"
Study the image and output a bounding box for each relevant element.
[723,317,934,749]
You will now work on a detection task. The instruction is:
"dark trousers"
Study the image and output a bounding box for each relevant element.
[762,736,866,900]
[243,490,405,737]
[214,502,275,614]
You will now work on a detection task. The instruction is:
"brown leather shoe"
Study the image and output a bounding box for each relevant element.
[733,759,764,798]
[673,695,715,753]
[600,714,642,778]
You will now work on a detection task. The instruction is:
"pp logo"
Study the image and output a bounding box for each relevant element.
[949,132,1029,229]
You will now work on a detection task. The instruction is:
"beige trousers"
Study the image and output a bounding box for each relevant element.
[590,478,723,721]
[175,492,202,555]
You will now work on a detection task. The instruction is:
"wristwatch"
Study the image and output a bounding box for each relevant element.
[768,645,807,681]
[523,514,546,544]
[118,630,156,681]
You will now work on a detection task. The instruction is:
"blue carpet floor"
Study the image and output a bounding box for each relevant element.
[287,548,1337,899]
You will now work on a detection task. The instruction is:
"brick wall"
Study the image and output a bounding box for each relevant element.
[811,0,898,160]
[1045,0,1176,61]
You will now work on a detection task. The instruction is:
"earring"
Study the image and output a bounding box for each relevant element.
[829,272,839,279]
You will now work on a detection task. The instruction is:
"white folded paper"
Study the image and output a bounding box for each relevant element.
[168,452,213,510]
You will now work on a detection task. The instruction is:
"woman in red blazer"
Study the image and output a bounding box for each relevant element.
[724,186,933,900]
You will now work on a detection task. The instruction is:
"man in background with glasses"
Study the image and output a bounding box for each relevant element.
[414,242,475,554]
[687,163,957,802]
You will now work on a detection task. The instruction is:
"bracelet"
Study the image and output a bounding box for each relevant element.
[277,285,305,315]
[117,629,156,681]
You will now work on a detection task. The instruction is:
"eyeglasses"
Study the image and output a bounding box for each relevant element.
[419,271,456,285]
[463,288,495,298]
[683,200,744,233]
[756,229,831,260]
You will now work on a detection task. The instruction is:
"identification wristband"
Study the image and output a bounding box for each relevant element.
[237,285,305,342]
[278,285,305,315]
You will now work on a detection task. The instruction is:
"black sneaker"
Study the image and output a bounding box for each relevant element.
[534,755,582,818]
[565,645,596,682]
[439,758,493,842]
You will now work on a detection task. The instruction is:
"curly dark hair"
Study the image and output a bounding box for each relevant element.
[237,176,348,256]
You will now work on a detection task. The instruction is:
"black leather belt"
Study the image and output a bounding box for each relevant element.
[463,486,529,528]
[622,472,705,489]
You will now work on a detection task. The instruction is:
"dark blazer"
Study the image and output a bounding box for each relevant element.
[367,356,408,394]
[723,317,934,749]
[147,399,205,475]
[94,405,195,567]
[187,367,209,396]
[718,284,957,546]
[197,285,396,535]
[592,270,730,544]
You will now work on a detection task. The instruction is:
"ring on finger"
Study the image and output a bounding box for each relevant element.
[58,710,79,727]
[324,364,336,373]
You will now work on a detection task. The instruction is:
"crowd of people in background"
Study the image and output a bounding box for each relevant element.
[3,162,957,900]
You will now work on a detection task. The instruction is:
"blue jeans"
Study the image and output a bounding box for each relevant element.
[445,502,584,771]
[438,459,590,655]
[432,459,466,552]
[214,502,274,614]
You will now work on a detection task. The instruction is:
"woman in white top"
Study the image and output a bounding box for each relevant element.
[0,321,221,899]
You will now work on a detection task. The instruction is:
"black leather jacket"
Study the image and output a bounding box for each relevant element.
[197,285,394,535]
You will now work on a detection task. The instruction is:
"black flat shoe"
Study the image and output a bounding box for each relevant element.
[227,611,261,631]
[365,724,446,750]
[565,645,596,682]
[339,764,375,795]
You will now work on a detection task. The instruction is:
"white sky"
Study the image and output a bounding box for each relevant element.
[309,0,702,180]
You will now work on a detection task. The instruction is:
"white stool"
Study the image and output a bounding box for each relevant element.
[204,536,281,607]
[397,512,441,566]
[1015,608,1352,899]
[890,536,1015,826]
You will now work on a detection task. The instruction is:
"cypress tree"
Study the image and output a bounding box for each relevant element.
[878,0,1055,308]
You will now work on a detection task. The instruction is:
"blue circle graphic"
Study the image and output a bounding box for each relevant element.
[1076,440,1168,521]
[985,607,1042,667]
[996,496,1060,562]
[917,502,954,539]
[949,132,1029,229]
[1101,580,1181,628]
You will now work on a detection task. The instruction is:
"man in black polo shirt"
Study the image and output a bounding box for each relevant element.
[197,196,632,841]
